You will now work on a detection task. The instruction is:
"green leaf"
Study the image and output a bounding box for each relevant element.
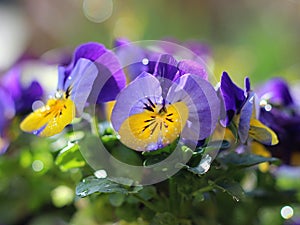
[76,176,143,197]
[179,154,212,175]
[109,193,125,207]
[55,142,85,171]
[136,186,157,201]
[150,212,179,225]
[111,144,143,166]
[217,151,281,168]
[212,179,245,201]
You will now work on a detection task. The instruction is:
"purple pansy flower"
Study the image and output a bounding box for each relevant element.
[0,87,15,154]
[20,42,126,137]
[1,64,43,115]
[219,72,278,145]
[257,78,300,165]
[111,54,220,151]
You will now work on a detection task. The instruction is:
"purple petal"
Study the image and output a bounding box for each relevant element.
[183,40,212,60]
[166,74,220,140]
[17,81,43,114]
[256,78,294,106]
[65,58,99,116]
[1,66,43,114]
[60,42,126,103]
[0,88,15,134]
[92,50,126,103]
[153,54,178,81]
[220,72,246,126]
[177,60,208,80]
[1,66,22,101]
[111,72,162,131]
[114,41,148,81]
[113,37,131,48]
[238,92,255,143]
[245,77,251,93]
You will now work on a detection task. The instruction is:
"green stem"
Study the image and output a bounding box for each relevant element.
[91,115,100,136]
[197,185,214,193]
[132,194,161,213]
[169,178,179,214]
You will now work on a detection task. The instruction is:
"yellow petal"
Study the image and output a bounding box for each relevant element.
[251,141,271,172]
[20,98,75,137]
[249,118,279,146]
[118,102,189,151]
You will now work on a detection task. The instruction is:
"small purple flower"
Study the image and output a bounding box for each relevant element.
[0,87,15,154]
[1,64,43,115]
[219,72,278,145]
[111,54,220,151]
[257,78,300,165]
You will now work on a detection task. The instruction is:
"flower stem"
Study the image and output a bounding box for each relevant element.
[91,115,100,137]
[169,178,179,214]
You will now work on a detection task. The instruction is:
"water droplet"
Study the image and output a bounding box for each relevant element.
[232,196,239,202]
[80,190,88,197]
[142,58,149,65]
[265,104,272,111]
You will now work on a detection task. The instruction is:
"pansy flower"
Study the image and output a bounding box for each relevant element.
[256,78,300,165]
[20,42,126,137]
[219,71,278,146]
[1,65,44,115]
[0,87,15,154]
[111,54,220,151]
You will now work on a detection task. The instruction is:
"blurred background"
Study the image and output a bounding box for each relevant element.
[1,0,300,225]
[1,0,300,84]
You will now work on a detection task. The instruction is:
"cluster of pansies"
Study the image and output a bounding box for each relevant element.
[0,40,289,158]
[2,38,300,224]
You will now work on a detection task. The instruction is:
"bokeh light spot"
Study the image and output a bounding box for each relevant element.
[280,205,294,219]
[83,0,113,23]
[32,160,44,172]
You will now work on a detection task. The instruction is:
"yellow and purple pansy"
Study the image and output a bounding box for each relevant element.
[20,42,126,137]
[219,71,278,146]
[111,54,220,151]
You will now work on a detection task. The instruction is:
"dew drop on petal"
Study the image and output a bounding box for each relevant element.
[142,58,149,65]
[32,100,44,111]
[265,104,272,111]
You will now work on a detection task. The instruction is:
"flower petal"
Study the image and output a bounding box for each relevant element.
[249,118,279,145]
[111,72,162,132]
[20,98,75,137]
[166,74,220,141]
[256,78,294,106]
[60,42,126,103]
[118,101,188,151]
[177,60,208,80]
[238,92,255,143]
[220,71,246,126]
[63,58,98,116]
[0,88,15,134]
